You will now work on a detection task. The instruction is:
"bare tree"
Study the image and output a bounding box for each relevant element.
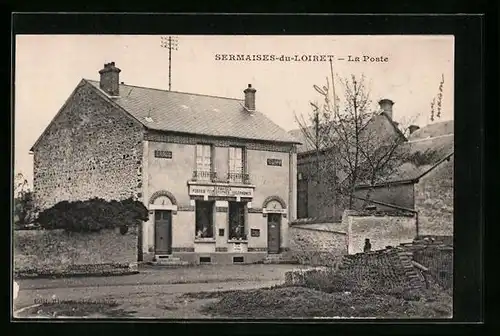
[295,61,414,213]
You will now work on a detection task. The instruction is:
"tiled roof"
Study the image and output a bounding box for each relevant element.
[290,115,454,186]
[289,112,404,154]
[383,133,454,183]
[383,120,454,183]
[86,80,299,144]
[408,120,454,140]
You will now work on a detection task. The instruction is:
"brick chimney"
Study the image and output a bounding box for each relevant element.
[409,125,420,134]
[99,62,121,96]
[244,84,256,111]
[378,99,394,120]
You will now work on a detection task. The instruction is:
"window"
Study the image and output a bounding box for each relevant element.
[195,201,214,238]
[199,256,212,263]
[233,256,244,263]
[154,150,172,159]
[228,146,245,183]
[228,202,246,240]
[196,144,212,180]
[267,158,282,166]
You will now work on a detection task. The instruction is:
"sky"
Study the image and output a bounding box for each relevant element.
[14,35,454,186]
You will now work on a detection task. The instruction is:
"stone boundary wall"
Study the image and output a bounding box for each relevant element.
[285,238,453,292]
[402,237,453,290]
[14,227,138,278]
[287,221,347,267]
[285,247,425,292]
[342,210,417,254]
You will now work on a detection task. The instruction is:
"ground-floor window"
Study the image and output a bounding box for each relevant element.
[228,201,246,240]
[195,200,214,238]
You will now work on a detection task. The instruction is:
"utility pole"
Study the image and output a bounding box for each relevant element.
[160,36,179,91]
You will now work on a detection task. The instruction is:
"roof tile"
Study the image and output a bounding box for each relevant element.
[86,80,299,144]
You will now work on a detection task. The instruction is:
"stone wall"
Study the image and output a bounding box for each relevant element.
[403,238,453,290]
[288,222,347,267]
[285,238,452,293]
[342,210,417,254]
[336,249,425,292]
[14,227,138,278]
[414,156,453,236]
[33,80,144,210]
[285,248,425,292]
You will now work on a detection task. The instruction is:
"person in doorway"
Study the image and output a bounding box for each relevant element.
[363,238,372,252]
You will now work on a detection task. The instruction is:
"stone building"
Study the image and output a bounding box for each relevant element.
[289,99,453,237]
[288,99,407,221]
[30,62,300,264]
[353,120,454,236]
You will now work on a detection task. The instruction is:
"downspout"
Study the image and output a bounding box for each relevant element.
[142,131,150,259]
[287,145,298,252]
[289,145,298,221]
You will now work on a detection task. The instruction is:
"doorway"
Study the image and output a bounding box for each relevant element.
[267,213,281,254]
[154,210,172,254]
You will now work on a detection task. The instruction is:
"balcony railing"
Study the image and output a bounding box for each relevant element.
[192,170,218,182]
[191,171,251,184]
[227,172,251,184]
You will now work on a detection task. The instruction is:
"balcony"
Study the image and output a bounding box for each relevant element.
[227,172,251,185]
[192,170,218,182]
[191,171,251,185]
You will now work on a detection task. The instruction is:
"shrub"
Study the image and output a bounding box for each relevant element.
[37,197,148,232]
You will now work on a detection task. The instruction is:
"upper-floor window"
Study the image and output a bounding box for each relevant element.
[228,146,244,183]
[196,144,212,181]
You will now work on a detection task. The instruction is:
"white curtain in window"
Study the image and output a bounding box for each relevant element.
[229,147,243,174]
[196,145,211,172]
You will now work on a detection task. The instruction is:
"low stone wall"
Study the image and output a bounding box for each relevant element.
[285,247,425,293]
[342,210,417,254]
[338,249,425,292]
[285,237,453,294]
[288,220,347,267]
[284,267,331,286]
[408,239,453,290]
[14,227,139,278]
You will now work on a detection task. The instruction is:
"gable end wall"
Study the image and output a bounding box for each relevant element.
[414,156,454,235]
[33,82,145,210]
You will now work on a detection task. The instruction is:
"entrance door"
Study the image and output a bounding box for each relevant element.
[267,213,281,254]
[155,210,172,254]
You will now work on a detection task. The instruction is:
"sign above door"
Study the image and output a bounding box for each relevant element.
[188,184,254,201]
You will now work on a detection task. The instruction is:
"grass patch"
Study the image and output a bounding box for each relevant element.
[201,285,452,318]
[181,290,241,300]
[16,301,137,318]
[181,283,287,300]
